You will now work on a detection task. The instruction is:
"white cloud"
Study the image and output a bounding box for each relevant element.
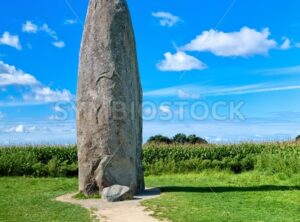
[177,89,200,99]
[0,60,73,106]
[0,61,39,86]
[256,65,300,75]
[4,124,26,133]
[23,87,73,103]
[40,24,58,40]
[152,12,181,27]
[0,32,22,50]
[0,73,38,86]
[22,21,65,48]
[64,19,77,25]
[159,105,172,114]
[157,51,206,72]
[3,124,40,134]
[0,120,76,144]
[280,37,291,50]
[182,27,277,57]
[52,41,65,48]
[144,82,300,98]
[212,84,300,96]
[28,126,37,132]
[15,125,25,133]
[22,21,38,33]
[144,85,198,98]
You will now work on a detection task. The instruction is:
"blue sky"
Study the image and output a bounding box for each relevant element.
[0,0,300,144]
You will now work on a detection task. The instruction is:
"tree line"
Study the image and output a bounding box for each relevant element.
[147,133,208,145]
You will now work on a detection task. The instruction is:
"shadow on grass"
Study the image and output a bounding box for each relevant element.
[160,185,300,193]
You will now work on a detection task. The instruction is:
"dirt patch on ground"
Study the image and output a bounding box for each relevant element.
[56,188,166,222]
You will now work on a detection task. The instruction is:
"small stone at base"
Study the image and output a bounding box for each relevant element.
[102,185,133,202]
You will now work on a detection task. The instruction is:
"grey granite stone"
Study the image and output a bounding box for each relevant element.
[77,0,144,195]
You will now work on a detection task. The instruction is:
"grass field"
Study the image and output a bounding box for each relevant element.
[0,144,299,221]
[0,172,299,222]
[143,171,300,222]
[0,177,91,222]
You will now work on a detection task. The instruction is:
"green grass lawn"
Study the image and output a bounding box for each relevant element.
[0,172,299,222]
[143,171,300,222]
[0,177,92,222]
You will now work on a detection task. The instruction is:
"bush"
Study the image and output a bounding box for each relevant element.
[296,135,300,143]
[172,133,188,144]
[147,135,171,144]
[187,134,208,144]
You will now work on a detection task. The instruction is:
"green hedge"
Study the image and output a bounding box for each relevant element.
[0,143,299,177]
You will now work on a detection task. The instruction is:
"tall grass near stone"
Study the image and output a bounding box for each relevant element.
[0,145,77,177]
[143,142,300,175]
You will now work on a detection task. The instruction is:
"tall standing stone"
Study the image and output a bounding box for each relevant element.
[77,0,144,195]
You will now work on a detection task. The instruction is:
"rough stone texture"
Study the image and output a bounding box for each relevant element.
[77,0,144,195]
[102,185,133,202]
